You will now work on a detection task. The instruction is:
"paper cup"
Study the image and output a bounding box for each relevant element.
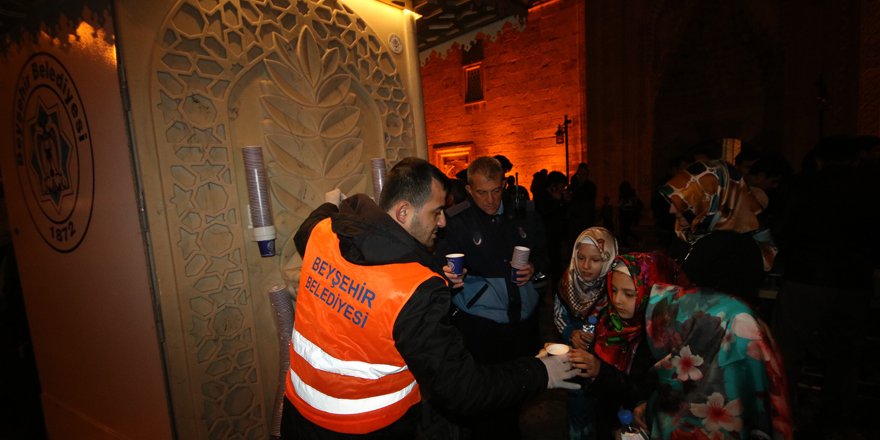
[254,225,276,257]
[257,239,275,257]
[546,343,570,356]
[446,253,465,275]
[371,157,387,200]
[511,246,530,269]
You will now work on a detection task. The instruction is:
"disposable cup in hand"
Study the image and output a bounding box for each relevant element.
[511,246,530,269]
[446,253,465,275]
[546,343,570,356]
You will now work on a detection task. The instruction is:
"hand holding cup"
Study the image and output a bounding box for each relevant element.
[538,351,580,390]
[569,348,601,378]
[510,246,531,285]
[324,188,346,206]
[444,253,466,288]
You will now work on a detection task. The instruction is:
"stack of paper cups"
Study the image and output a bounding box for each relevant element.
[242,146,276,257]
[267,282,292,437]
[371,157,387,202]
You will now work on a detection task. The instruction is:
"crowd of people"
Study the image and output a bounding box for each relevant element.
[280,135,879,440]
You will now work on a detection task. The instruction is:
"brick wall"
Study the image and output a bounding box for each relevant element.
[420,0,585,196]
[421,0,872,207]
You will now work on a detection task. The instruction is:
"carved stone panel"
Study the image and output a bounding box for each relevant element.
[133,0,421,437]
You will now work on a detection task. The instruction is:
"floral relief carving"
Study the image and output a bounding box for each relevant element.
[261,28,372,269]
[150,0,414,437]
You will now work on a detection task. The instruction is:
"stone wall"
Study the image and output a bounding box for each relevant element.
[420,0,585,194]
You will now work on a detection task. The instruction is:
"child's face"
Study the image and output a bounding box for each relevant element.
[575,244,604,281]
[610,271,638,319]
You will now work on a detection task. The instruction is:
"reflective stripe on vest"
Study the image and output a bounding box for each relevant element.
[286,218,437,434]
[292,330,409,380]
[288,354,417,415]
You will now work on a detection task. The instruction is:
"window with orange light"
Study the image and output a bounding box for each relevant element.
[462,40,484,104]
[464,64,484,104]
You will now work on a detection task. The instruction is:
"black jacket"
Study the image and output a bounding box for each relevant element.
[293,194,548,417]
[434,200,549,324]
[587,340,657,438]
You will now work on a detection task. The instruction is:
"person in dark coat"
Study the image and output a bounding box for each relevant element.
[435,156,552,439]
[282,158,579,439]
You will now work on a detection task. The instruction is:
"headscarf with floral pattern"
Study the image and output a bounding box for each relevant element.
[645,284,793,440]
[593,252,686,373]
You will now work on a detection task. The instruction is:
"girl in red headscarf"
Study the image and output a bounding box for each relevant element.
[570,252,688,438]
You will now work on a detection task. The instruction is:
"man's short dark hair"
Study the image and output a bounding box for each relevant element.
[379,157,449,211]
[546,170,567,188]
[493,154,513,173]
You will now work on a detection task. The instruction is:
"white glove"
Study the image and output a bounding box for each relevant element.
[539,355,581,390]
[324,188,346,206]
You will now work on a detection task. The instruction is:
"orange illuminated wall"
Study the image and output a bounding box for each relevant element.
[420,0,586,194]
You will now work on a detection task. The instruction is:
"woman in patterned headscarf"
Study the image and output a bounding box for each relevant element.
[645,284,792,440]
[658,160,777,303]
[570,252,688,439]
[552,226,617,440]
[553,227,618,346]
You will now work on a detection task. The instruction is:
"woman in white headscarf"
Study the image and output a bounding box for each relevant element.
[552,226,617,440]
[554,227,618,341]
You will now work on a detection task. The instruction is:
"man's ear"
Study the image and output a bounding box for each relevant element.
[392,200,411,225]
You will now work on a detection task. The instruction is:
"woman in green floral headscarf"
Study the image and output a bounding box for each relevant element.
[645,284,792,440]
[572,253,791,439]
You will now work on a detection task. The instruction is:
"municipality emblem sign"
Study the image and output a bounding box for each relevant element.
[13,52,94,252]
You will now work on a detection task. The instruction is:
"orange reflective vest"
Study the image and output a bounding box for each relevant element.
[286,218,436,434]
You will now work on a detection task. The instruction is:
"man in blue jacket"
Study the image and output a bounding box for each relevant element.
[435,156,549,439]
